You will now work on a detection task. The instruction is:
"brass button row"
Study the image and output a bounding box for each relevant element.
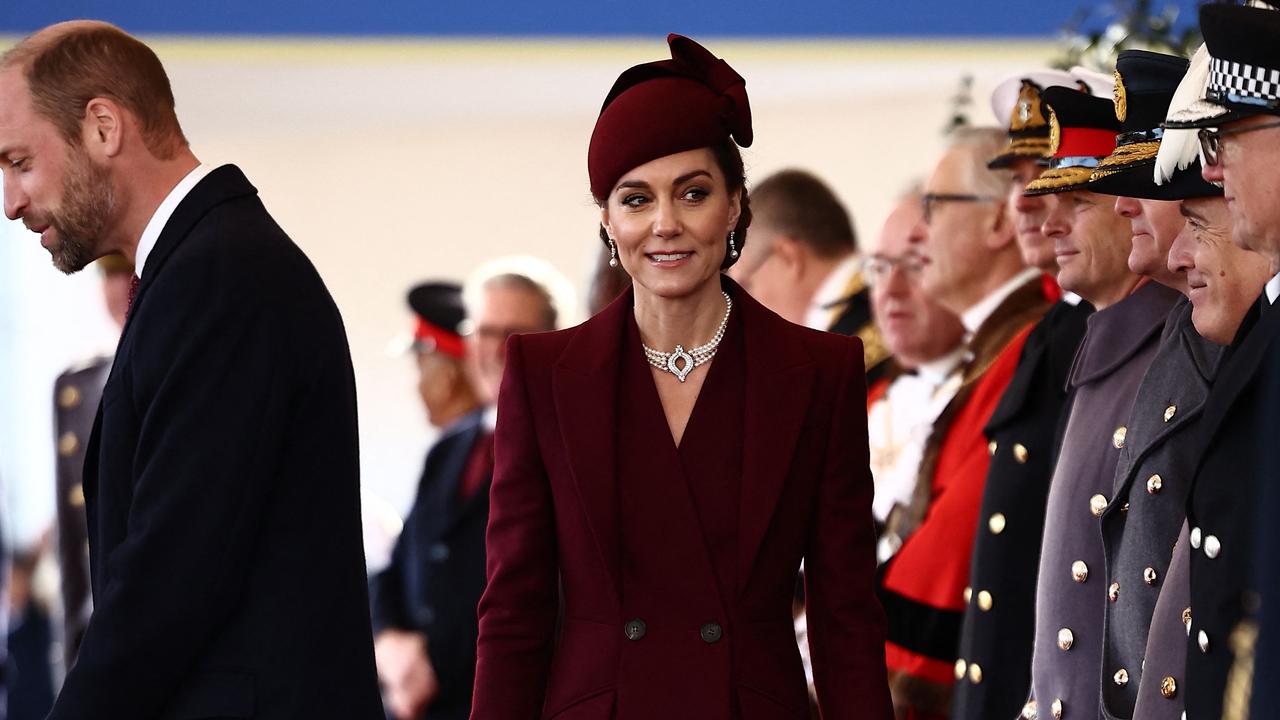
[988,441,1030,464]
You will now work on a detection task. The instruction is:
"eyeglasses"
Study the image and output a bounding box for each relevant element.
[1198,119,1280,167]
[921,193,1001,223]
[864,254,926,287]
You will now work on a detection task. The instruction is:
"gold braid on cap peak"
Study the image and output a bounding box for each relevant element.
[1114,70,1128,123]
[1092,140,1161,177]
[1025,165,1097,195]
[1006,136,1054,156]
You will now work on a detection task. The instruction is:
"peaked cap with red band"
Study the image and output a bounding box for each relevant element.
[588,34,752,201]
[1024,86,1120,196]
[408,282,468,359]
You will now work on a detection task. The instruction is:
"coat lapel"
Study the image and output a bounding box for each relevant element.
[431,416,486,538]
[983,325,1047,432]
[551,281,820,601]
[734,287,816,597]
[119,165,259,346]
[1108,312,1221,498]
[552,292,628,601]
[1197,296,1280,450]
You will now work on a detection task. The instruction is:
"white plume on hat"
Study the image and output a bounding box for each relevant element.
[1155,43,1212,185]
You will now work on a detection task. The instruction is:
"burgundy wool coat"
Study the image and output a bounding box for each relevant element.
[471,280,892,720]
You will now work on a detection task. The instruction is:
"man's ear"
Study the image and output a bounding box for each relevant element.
[82,97,124,160]
[773,236,805,275]
[988,201,1017,250]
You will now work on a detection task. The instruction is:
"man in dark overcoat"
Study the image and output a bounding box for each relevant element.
[952,68,1096,720]
[1158,5,1280,716]
[1,22,383,718]
[371,281,511,720]
[1085,49,1268,720]
[1021,87,1181,720]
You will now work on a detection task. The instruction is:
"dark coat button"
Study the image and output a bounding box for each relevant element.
[429,543,450,562]
[700,622,723,644]
[624,619,646,641]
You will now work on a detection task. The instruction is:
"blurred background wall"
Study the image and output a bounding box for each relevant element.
[0,0,1202,569]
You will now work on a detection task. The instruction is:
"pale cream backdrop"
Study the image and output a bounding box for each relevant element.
[0,36,1053,568]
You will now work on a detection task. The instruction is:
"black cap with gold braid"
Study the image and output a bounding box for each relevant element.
[1024,88,1120,196]
[1086,50,1219,200]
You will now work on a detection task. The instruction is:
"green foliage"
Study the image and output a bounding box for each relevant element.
[1053,0,1204,71]
[943,74,976,134]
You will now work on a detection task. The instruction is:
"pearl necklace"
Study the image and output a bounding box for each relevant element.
[642,291,732,383]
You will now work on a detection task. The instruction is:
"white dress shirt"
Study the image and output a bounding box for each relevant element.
[866,346,968,523]
[134,163,213,278]
[960,267,1042,335]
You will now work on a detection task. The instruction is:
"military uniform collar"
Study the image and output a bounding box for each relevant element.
[1069,281,1181,388]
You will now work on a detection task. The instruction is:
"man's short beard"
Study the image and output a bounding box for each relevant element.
[48,143,114,275]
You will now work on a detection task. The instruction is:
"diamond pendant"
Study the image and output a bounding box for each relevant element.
[667,344,694,382]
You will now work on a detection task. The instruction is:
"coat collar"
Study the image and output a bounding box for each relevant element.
[984,298,1091,432]
[425,410,491,537]
[119,165,258,344]
[892,274,1048,545]
[1107,299,1223,498]
[1197,290,1280,446]
[1069,281,1181,388]
[962,275,1051,386]
[1171,297,1225,387]
[551,276,815,600]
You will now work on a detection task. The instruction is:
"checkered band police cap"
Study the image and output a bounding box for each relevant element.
[1198,3,1280,117]
[1207,57,1280,111]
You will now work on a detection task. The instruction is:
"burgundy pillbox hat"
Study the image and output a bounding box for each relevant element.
[588,34,753,201]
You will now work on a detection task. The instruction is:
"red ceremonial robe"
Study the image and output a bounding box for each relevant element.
[879,276,1051,715]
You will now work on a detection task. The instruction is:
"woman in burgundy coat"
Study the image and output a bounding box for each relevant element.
[470,35,891,720]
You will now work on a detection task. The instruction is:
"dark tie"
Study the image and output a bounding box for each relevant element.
[458,430,495,500]
[126,274,140,320]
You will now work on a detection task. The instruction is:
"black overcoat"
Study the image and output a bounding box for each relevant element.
[370,411,491,720]
[48,165,384,720]
[952,297,1091,720]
